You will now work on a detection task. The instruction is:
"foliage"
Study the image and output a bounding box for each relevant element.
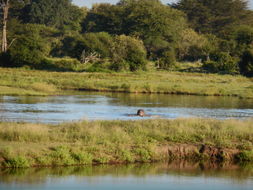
[21,0,85,30]
[203,52,239,73]
[239,49,253,76]
[83,0,187,60]
[111,35,147,71]
[176,29,209,61]
[4,156,30,168]
[6,24,51,67]
[173,0,250,35]
[157,49,176,70]
[0,0,252,74]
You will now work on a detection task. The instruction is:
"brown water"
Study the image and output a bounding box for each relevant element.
[0,162,253,190]
[0,92,253,123]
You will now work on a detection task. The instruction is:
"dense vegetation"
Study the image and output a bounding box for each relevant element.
[0,0,252,75]
[0,118,253,167]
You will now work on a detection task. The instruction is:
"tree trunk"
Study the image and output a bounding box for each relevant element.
[2,0,9,53]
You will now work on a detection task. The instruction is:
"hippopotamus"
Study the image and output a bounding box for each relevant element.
[137,109,145,117]
[126,109,160,118]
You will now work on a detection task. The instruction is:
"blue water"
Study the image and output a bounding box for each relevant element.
[0,93,253,123]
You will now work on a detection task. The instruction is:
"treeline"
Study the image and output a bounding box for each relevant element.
[0,0,253,75]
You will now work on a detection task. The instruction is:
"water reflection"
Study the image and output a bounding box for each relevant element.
[0,92,253,123]
[0,162,253,190]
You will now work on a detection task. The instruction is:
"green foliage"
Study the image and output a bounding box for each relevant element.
[22,0,85,30]
[177,29,210,61]
[82,32,114,58]
[112,35,147,71]
[83,0,187,61]
[239,49,253,76]
[7,24,50,67]
[173,0,250,35]
[82,3,124,34]
[4,156,30,168]
[50,146,75,166]
[203,52,239,73]
[71,152,93,164]
[236,151,253,162]
[233,25,253,45]
[157,49,176,70]
[41,57,82,71]
[134,147,153,162]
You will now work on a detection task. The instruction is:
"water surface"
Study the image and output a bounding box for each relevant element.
[0,163,253,190]
[0,92,253,123]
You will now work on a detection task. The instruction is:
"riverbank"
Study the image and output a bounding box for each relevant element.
[0,118,253,168]
[0,68,253,98]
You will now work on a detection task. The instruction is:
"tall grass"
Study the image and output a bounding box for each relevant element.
[0,118,253,167]
[0,68,252,98]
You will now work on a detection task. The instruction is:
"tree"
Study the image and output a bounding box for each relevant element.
[0,0,10,52]
[173,0,250,35]
[83,0,187,61]
[22,0,85,30]
[0,0,26,52]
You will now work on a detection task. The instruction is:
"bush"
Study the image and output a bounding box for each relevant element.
[6,24,50,67]
[4,156,30,168]
[157,49,176,70]
[112,35,147,71]
[40,57,82,71]
[239,49,253,76]
[203,52,239,74]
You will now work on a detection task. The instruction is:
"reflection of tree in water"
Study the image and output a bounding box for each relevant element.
[1,162,253,185]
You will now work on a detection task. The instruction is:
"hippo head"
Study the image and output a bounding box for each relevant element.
[137,109,145,117]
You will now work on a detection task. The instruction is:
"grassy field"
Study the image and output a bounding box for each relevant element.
[0,68,252,98]
[0,118,253,168]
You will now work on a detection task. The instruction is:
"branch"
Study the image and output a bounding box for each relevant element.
[8,38,16,49]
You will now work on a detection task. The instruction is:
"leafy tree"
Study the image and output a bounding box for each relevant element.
[203,52,239,73]
[111,35,147,71]
[83,0,187,61]
[176,29,209,61]
[7,24,51,66]
[22,0,85,30]
[0,0,27,52]
[173,0,250,35]
[82,3,124,35]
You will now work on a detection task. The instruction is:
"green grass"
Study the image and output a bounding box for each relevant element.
[0,118,253,167]
[0,67,252,98]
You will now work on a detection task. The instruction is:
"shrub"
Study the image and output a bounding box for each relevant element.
[203,52,239,73]
[235,151,253,162]
[40,57,82,71]
[4,156,30,168]
[112,35,147,71]
[71,152,93,164]
[50,146,75,166]
[7,24,50,67]
[158,49,176,70]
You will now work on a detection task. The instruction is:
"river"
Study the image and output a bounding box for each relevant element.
[0,92,253,123]
[0,162,253,190]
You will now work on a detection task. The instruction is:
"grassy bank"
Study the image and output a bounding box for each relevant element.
[0,118,253,168]
[0,68,253,98]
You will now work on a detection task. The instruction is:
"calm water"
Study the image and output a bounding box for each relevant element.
[0,92,253,123]
[0,163,253,190]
